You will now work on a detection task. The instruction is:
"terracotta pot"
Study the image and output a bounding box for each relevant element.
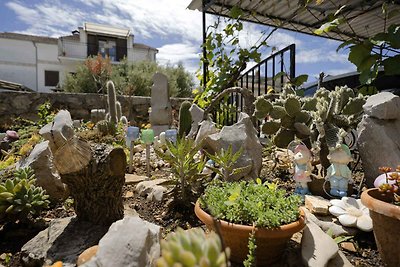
[361,188,400,267]
[194,201,305,266]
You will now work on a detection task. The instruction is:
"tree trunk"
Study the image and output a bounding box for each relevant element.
[59,144,126,226]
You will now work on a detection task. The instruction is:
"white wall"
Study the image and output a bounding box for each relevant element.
[133,48,156,62]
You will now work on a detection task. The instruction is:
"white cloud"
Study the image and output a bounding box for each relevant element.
[297,49,348,64]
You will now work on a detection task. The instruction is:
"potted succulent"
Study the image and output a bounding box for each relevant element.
[195,179,305,266]
[361,166,400,267]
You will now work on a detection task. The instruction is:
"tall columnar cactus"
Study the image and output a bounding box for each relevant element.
[156,227,230,267]
[106,80,118,125]
[254,94,315,148]
[178,101,192,138]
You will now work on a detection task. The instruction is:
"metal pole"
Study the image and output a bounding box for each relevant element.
[146,144,150,179]
[129,141,134,173]
[202,0,207,90]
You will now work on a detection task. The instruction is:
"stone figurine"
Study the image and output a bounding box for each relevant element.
[293,144,312,196]
[326,144,353,197]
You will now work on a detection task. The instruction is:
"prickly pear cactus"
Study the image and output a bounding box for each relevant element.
[178,101,192,139]
[254,95,315,148]
[0,167,49,222]
[156,227,230,267]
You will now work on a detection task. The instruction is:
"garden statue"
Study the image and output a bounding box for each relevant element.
[326,144,353,197]
[293,144,312,196]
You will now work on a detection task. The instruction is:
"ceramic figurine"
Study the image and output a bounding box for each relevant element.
[326,144,353,197]
[293,144,312,195]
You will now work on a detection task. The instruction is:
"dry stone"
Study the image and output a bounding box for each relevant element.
[200,113,262,180]
[358,92,400,187]
[82,216,160,267]
[149,73,172,135]
[21,217,108,267]
[305,195,331,215]
[17,141,68,201]
[301,220,339,267]
[188,103,204,138]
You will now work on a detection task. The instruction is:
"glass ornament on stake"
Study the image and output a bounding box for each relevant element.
[141,129,154,179]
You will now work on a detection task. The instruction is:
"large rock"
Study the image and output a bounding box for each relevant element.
[195,120,218,145]
[18,141,68,200]
[301,220,339,267]
[188,104,204,138]
[149,73,172,135]
[358,93,400,187]
[21,217,108,267]
[39,110,75,152]
[363,92,400,120]
[135,179,168,202]
[200,113,262,180]
[82,216,160,267]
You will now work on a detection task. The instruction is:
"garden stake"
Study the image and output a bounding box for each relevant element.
[126,126,140,173]
[141,129,154,180]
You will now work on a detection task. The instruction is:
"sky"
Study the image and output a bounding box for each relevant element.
[0,0,356,86]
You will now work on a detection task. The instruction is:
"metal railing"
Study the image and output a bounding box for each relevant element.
[215,44,296,126]
[58,40,132,62]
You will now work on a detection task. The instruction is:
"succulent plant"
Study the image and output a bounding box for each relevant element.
[254,86,366,168]
[0,167,50,221]
[254,95,315,148]
[95,119,116,136]
[105,80,128,126]
[156,227,230,267]
[178,101,192,139]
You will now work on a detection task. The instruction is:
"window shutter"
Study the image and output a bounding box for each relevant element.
[116,38,127,61]
[87,34,98,57]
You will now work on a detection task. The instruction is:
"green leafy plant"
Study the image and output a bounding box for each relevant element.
[156,227,230,267]
[195,5,271,110]
[308,1,400,85]
[0,167,50,222]
[37,101,55,127]
[155,138,207,207]
[200,179,302,228]
[203,145,251,181]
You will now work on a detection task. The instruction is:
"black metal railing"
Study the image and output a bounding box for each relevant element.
[215,44,296,126]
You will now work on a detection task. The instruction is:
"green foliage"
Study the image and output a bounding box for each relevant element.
[243,228,256,267]
[156,227,230,267]
[155,138,207,207]
[310,1,400,85]
[63,57,194,97]
[0,167,50,222]
[200,180,302,228]
[37,101,55,127]
[178,101,193,139]
[195,6,268,109]
[203,146,251,181]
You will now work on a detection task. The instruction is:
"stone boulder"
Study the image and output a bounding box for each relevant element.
[82,216,160,267]
[18,141,68,201]
[358,92,400,187]
[301,220,339,267]
[39,110,75,152]
[199,113,262,181]
[188,104,204,138]
[149,73,172,135]
[21,217,108,267]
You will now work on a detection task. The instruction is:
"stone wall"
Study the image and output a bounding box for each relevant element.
[0,91,191,126]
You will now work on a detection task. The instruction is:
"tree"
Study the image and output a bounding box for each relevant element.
[63,57,195,97]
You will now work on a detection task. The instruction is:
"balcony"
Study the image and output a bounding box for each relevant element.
[58,39,132,63]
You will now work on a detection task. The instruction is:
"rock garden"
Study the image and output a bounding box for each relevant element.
[1,73,400,267]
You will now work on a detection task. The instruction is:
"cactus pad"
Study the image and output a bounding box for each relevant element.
[261,121,281,135]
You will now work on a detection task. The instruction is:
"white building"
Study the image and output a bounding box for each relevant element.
[0,23,158,92]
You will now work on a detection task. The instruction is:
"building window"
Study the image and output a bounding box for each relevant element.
[99,39,116,61]
[44,71,59,87]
